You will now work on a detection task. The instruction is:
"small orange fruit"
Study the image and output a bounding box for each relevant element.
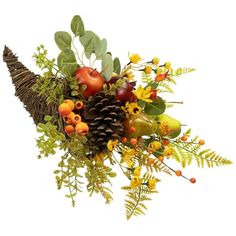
[130,138,137,145]
[75,100,84,110]
[71,114,82,125]
[63,112,75,125]
[147,158,155,166]
[190,177,196,184]
[64,99,75,110]
[175,170,182,176]
[158,156,164,162]
[121,137,128,143]
[75,122,89,136]
[181,135,188,142]
[58,103,72,116]
[129,126,136,133]
[64,125,75,136]
[162,139,170,146]
[198,139,205,145]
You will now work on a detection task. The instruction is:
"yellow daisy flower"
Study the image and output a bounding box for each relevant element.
[163,146,173,158]
[121,102,141,116]
[148,179,157,190]
[130,177,142,189]
[129,53,142,64]
[133,166,141,177]
[122,148,136,167]
[107,139,118,151]
[132,85,153,103]
[148,141,162,152]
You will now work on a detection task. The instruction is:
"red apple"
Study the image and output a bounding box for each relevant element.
[108,76,137,104]
[75,67,105,97]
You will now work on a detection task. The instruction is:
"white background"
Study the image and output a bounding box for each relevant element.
[0,0,236,235]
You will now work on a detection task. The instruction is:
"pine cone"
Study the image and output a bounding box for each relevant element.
[84,92,125,154]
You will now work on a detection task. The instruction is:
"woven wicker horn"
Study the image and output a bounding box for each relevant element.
[2,46,58,125]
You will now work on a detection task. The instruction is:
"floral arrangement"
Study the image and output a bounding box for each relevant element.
[3,15,232,219]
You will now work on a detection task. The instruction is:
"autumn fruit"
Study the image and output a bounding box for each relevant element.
[147,158,155,166]
[64,125,75,136]
[181,135,188,142]
[58,103,72,116]
[64,99,75,110]
[75,122,89,136]
[149,89,157,100]
[198,139,205,145]
[175,170,182,176]
[75,67,105,97]
[156,114,181,138]
[121,137,128,143]
[130,138,138,145]
[108,76,137,104]
[123,113,157,137]
[63,112,75,124]
[71,114,82,125]
[75,100,84,110]
[190,177,196,184]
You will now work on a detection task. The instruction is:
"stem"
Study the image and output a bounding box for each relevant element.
[72,37,84,66]
[127,188,141,220]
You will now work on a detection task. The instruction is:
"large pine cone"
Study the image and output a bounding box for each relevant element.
[84,92,125,154]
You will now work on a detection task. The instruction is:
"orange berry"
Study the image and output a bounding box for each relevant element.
[64,125,75,136]
[63,112,75,125]
[147,158,155,166]
[75,100,84,110]
[158,156,164,162]
[121,137,128,143]
[175,170,182,176]
[58,103,72,116]
[75,122,89,136]
[181,135,188,142]
[71,114,82,125]
[64,99,75,110]
[129,126,136,133]
[162,139,170,146]
[190,177,196,184]
[198,139,205,145]
[130,138,138,145]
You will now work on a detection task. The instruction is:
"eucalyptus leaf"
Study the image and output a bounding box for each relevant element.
[143,97,166,115]
[57,49,77,76]
[71,15,85,37]
[79,31,100,59]
[113,57,121,74]
[55,31,72,50]
[95,38,107,59]
[101,53,113,80]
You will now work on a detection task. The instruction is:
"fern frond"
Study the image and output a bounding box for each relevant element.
[157,81,174,93]
[171,67,196,77]
[146,159,172,175]
[171,142,232,168]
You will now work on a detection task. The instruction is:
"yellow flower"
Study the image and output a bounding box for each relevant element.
[107,139,118,151]
[130,177,142,189]
[133,166,141,177]
[144,66,153,75]
[124,70,135,81]
[152,57,160,65]
[129,53,142,64]
[164,62,172,70]
[122,148,136,167]
[121,102,141,116]
[132,85,153,103]
[163,146,173,158]
[148,179,157,190]
[159,121,169,136]
[148,141,162,152]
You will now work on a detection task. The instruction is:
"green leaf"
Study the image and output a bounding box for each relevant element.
[71,15,85,36]
[95,38,107,59]
[113,57,121,74]
[101,53,113,80]
[143,97,166,115]
[55,31,72,50]
[57,49,77,76]
[79,31,100,59]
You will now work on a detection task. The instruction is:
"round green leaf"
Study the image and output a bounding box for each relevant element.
[143,97,166,115]
[55,31,72,50]
[79,31,100,59]
[71,15,85,37]
[101,53,113,80]
[95,38,107,60]
[113,57,121,74]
